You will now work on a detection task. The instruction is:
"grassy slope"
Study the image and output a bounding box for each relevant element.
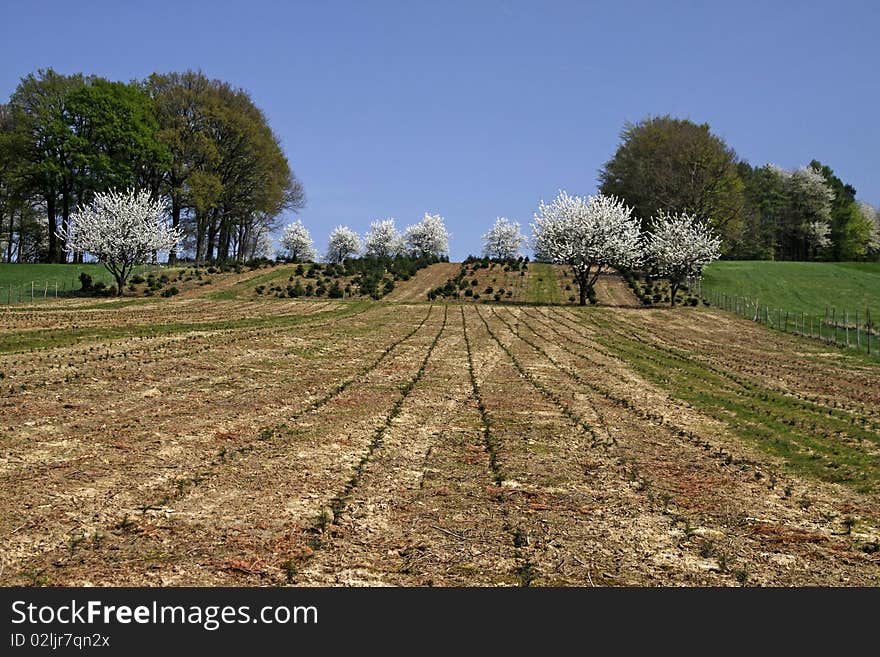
[0,263,163,301]
[526,263,563,304]
[582,310,880,493]
[703,261,880,319]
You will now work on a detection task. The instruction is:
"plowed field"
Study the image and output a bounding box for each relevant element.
[1,296,878,586]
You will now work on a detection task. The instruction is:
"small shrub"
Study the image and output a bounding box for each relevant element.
[328,281,343,299]
[161,286,180,297]
[78,272,93,293]
[130,274,146,284]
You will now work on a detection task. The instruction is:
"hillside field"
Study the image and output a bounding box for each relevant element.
[703,261,880,320]
[0,263,166,303]
[0,267,878,587]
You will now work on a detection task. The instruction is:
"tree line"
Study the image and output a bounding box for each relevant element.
[599,115,880,262]
[0,69,303,264]
[280,214,450,263]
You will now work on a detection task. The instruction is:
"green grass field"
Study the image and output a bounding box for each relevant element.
[0,263,165,303]
[527,263,562,304]
[703,261,880,320]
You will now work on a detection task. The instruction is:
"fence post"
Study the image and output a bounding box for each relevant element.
[31,281,34,301]
[856,311,861,351]
[845,310,849,348]
[831,308,836,345]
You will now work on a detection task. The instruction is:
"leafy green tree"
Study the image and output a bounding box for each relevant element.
[809,160,871,260]
[599,115,745,249]
[147,71,219,263]
[65,79,168,200]
[731,162,782,259]
[8,69,87,262]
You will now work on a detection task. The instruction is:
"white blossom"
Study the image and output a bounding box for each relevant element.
[403,213,449,257]
[252,230,275,260]
[858,201,880,254]
[481,217,524,260]
[789,165,834,224]
[325,225,361,263]
[806,220,832,251]
[645,211,721,305]
[531,191,641,305]
[57,188,181,296]
[280,220,316,262]
[364,218,404,258]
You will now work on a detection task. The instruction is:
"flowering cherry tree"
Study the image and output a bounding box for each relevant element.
[404,213,449,257]
[482,217,525,260]
[531,191,641,305]
[858,201,880,255]
[768,164,834,257]
[57,188,181,296]
[325,225,361,263]
[280,219,316,262]
[364,218,404,258]
[645,211,721,306]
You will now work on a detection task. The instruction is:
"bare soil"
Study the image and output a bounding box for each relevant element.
[1,294,877,586]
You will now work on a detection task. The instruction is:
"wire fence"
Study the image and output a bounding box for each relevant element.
[2,279,80,304]
[0,264,166,306]
[707,289,878,357]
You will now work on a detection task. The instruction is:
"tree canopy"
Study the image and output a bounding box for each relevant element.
[1,68,304,263]
[599,115,744,247]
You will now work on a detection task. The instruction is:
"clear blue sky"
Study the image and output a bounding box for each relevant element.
[2,0,877,259]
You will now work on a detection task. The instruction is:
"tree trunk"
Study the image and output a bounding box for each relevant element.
[576,272,588,306]
[6,208,13,262]
[670,281,680,306]
[217,220,230,263]
[46,193,58,263]
[168,195,181,265]
[206,214,218,262]
[61,187,71,263]
[195,210,206,263]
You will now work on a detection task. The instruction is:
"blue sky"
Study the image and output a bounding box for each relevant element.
[2,0,877,259]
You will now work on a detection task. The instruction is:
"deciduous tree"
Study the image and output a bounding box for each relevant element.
[364,218,403,258]
[644,211,721,306]
[599,115,744,247]
[325,225,361,263]
[280,219,316,262]
[531,191,641,305]
[404,213,449,258]
[481,217,524,260]
[57,188,181,295]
